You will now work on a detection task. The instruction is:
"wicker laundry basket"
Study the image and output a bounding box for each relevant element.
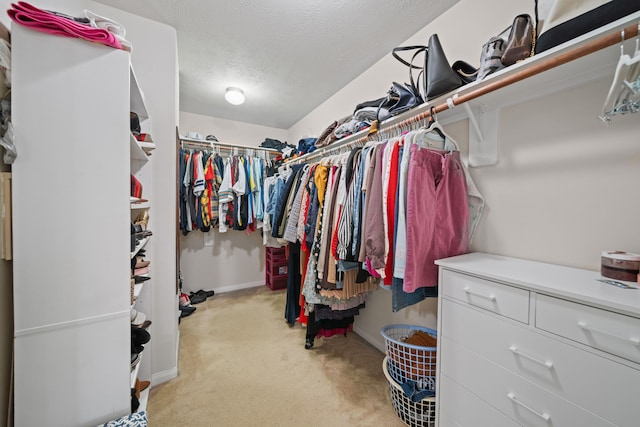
[381,324,437,391]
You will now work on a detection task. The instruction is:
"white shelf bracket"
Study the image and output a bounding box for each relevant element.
[463,103,499,167]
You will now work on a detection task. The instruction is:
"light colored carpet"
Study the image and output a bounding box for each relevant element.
[148,286,406,427]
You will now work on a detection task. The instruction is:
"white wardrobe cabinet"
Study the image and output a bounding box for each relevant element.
[12,24,142,426]
[435,253,640,427]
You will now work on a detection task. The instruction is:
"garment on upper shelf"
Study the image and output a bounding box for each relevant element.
[7,2,126,51]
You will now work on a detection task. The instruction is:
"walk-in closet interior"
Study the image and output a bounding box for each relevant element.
[1,0,640,426]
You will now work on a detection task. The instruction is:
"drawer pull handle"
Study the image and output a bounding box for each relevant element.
[578,322,640,346]
[509,346,553,368]
[507,392,550,421]
[463,287,496,301]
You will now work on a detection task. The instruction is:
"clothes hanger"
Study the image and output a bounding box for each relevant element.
[600,25,640,123]
[426,106,446,139]
[414,107,447,151]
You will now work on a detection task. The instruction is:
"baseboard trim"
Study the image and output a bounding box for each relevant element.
[150,329,180,390]
[215,280,264,294]
[353,325,385,354]
[151,366,177,387]
[175,330,180,374]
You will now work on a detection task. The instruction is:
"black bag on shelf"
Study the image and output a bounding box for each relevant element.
[425,34,466,99]
[392,34,477,101]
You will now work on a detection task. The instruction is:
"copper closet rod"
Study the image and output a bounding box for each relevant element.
[294,22,639,162]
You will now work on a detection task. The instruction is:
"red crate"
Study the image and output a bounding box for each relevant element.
[266,247,288,291]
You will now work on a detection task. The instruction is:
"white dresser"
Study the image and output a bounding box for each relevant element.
[435,253,640,427]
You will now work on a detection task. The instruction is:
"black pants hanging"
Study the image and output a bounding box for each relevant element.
[284,242,301,325]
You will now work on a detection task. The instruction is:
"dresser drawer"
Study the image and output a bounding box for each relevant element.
[440,270,530,323]
[536,294,640,364]
[440,337,616,427]
[438,374,519,427]
[441,299,640,426]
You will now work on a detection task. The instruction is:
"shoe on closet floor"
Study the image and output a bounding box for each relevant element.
[195,289,215,298]
[188,292,206,304]
[179,305,196,318]
[179,293,191,307]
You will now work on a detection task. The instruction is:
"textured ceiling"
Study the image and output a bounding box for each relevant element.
[95,0,459,129]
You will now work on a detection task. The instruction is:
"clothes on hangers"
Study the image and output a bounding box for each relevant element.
[264,118,485,333]
[178,146,270,235]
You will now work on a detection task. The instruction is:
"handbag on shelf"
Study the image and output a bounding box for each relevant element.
[426,34,466,99]
[391,44,427,103]
[477,35,507,81]
[476,14,534,81]
[452,60,479,84]
[501,14,535,66]
[385,81,420,116]
[392,34,477,101]
[534,0,640,54]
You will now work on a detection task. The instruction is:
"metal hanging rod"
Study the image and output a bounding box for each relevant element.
[180,136,280,154]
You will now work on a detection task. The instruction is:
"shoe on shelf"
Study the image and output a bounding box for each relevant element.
[139,320,152,330]
[135,259,150,269]
[133,275,151,284]
[130,352,141,370]
[131,387,140,412]
[131,342,144,354]
[134,266,150,276]
[135,258,148,268]
[135,378,151,396]
[130,308,146,327]
[131,325,151,346]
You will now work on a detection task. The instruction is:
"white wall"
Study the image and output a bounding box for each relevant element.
[287,0,640,351]
[178,111,288,293]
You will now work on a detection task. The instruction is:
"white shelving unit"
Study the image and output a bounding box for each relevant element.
[130,133,156,161]
[11,25,132,426]
[131,198,151,210]
[129,59,154,415]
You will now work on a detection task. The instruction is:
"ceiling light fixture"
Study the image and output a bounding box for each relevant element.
[225,87,245,105]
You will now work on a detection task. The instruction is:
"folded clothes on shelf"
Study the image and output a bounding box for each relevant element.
[7,2,124,50]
